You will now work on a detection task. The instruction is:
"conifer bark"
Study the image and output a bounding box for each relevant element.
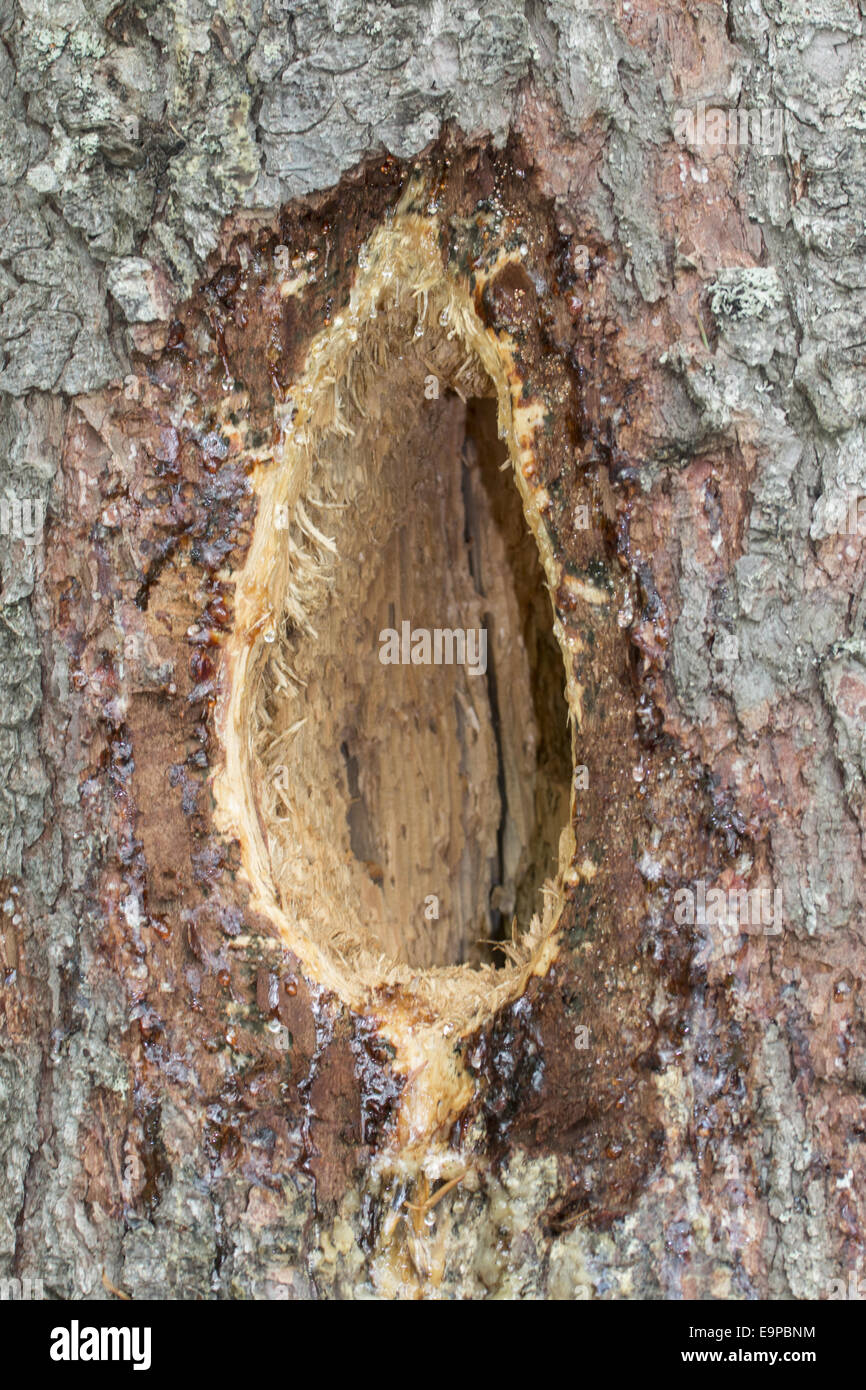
[1,0,864,1300]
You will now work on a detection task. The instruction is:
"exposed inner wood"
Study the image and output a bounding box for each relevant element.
[254,337,570,971]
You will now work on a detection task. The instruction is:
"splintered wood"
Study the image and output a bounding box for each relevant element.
[258,358,568,970]
[214,190,580,1148]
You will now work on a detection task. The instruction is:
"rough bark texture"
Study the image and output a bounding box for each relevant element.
[1,0,865,1300]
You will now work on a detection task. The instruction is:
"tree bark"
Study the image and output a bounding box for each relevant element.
[1,0,865,1301]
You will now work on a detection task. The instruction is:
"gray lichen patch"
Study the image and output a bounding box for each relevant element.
[709,267,785,323]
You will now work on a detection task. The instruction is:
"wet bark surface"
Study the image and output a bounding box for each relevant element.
[1,1,865,1300]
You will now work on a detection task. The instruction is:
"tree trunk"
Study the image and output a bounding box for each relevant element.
[1,0,864,1302]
